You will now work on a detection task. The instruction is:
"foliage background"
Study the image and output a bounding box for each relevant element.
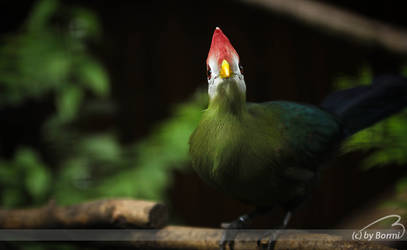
[0,0,206,210]
[335,67,407,210]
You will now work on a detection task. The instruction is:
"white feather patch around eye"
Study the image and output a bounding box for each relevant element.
[208,74,246,99]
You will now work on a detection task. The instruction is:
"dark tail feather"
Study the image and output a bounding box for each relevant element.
[321,75,407,138]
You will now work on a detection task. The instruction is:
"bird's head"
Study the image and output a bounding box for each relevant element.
[206,27,245,100]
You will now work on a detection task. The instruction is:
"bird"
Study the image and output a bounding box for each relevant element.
[189,27,407,250]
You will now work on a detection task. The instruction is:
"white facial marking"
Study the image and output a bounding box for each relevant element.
[207,56,245,99]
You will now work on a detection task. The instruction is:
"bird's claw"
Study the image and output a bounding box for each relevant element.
[256,229,281,250]
[219,235,233,250]
[219,226,237,250]
[219,214,251,250]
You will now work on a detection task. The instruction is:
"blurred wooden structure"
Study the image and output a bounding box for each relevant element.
[0,199,167,229]
[0,199,395,250]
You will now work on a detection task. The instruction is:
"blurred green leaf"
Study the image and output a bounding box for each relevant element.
[78,60,110,97]
[358,66,373,85]
[54,158,91,205]
[57,86,83,122]
[396,177,407,193]
[26,0,58,32]
[70,7,101,39]
[15,148,51,202]
[333,66,372,90]
[1,189,24,208]
[77,135,121,165]
[0,161,18,185]
[0,148,51,207]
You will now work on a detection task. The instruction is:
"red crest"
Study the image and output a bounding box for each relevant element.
[207,27,239,66]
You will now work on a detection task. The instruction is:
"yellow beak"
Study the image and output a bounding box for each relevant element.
[220,59,231,79]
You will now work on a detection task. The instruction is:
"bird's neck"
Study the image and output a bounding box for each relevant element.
[208,81,246,116]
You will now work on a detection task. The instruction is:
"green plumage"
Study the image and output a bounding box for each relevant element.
[189,84,342,208]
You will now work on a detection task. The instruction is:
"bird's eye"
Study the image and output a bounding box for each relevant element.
[207,65,212,80]
[239,63,244,74]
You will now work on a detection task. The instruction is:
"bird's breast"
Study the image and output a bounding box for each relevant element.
[189,115,283,201]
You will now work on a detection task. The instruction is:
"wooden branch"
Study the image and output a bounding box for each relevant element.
[0,201,395,249]
[129,226,395,250]
[0,199,168,229]
[242,0,407,55]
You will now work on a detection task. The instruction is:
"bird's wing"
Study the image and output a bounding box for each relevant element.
[247,101,343,169]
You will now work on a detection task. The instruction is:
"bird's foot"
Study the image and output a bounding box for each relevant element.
[256,229,282,250]
[219,214,251,250]
[257,211,292,250]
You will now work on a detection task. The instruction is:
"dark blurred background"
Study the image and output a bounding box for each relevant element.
[1,0,407,244]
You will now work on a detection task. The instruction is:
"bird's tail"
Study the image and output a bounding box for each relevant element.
[320,75,407,138]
